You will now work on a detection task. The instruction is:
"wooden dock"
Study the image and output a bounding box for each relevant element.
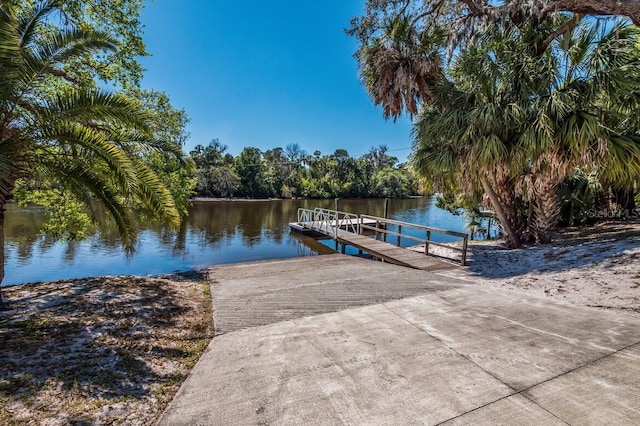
[289,208,468,272]
[333,228,456,271]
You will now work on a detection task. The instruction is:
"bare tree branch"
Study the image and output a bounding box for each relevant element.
[543,1,640,25]
[536,13,583,54]
[50,69,79,85]
[447,1,640,25]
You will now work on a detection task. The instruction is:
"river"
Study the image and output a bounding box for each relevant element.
[3,197,484,285]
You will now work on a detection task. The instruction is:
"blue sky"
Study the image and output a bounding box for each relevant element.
[139,0,413,161]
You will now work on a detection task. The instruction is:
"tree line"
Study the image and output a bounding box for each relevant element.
[189,142,419,199]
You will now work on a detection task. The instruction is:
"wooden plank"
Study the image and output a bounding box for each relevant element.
[335,231,456,272]
[291,218,457,272]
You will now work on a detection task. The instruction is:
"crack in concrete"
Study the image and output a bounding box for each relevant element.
[494,315,578,344]
[386,299,640,425]
[381,300,591,426]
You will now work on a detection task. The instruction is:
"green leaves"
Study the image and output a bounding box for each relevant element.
[0,1,186,263]
[359,10,443,120]
[14,186,94,241]
[410,14,640,244]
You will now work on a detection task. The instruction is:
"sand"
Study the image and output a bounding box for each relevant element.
[430,221,640,316]
[0,274,213,425]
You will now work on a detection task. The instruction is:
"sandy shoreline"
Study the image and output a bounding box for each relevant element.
[419,220,640,317]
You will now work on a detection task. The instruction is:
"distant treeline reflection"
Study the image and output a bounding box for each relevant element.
[5,198,432,264]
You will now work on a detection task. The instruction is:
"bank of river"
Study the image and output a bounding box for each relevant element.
[4,197,480,285]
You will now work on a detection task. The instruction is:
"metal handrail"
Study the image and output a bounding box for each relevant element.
[297,208,315,225]
[313,208,336,237]
[311,208,359,238]
[359,214,469,266]
[332,209,359,235]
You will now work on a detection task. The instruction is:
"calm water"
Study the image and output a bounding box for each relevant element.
[4,197,474,285]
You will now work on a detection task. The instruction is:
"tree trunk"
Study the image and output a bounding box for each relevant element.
[0,177,17,306]
[492,173,528,242]
[0,202,5,305]
[480,174,522,249]
[532,182,560,244]
[528,154,566,243]
[594,186,613,218]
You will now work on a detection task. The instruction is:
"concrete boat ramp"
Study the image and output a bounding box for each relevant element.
[159,255,640,425]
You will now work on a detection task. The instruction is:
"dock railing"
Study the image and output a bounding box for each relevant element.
[358,214,469,266]
[297,208,360,239]
[297,208,315,225]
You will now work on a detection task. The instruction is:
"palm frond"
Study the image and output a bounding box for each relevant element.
[128,156,181,230]
[17,0,58,48]
[43,89,152,133]
[46,159,138,252]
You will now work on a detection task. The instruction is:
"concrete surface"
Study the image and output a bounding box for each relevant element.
[160,255,640,425]
[208,254,463,335]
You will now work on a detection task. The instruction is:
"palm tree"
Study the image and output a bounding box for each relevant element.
[517,20,640,242]
[0,0,181,294]
[412,21,536,247]
[358,13,443,120]
[358,11,531,247]
[413,17,640,245]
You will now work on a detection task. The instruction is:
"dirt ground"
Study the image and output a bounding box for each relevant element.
[0,273,212,425]
[436,220,640,317]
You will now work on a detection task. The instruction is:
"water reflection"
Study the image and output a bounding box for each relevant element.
[3,197,470,285]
